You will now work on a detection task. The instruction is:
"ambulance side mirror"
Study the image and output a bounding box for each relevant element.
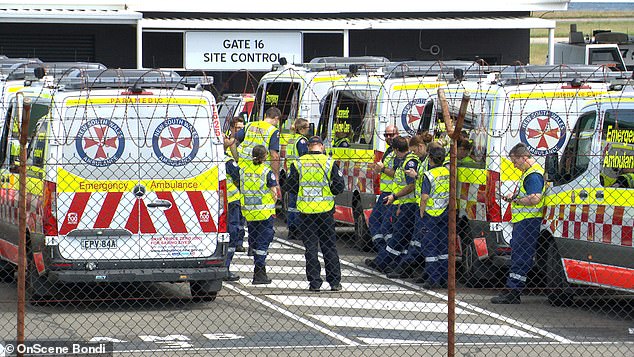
[545,153,559,182]
[308,123,315,137]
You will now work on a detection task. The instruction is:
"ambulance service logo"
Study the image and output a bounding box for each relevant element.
[401,98,426,135]
[519,110,567,156]
[152,118,199,167]
[75,119,125,167]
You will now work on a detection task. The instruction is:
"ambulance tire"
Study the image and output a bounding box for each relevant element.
[354,209,372,252]
[0,260,15,283]
[26,254,55,304]
[190,280,220,302]
[460,242,501,288]
[546,239,576,307]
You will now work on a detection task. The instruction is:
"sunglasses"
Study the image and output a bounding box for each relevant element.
[384,133,396,137]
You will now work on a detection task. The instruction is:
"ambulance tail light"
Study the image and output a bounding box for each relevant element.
[218,179,227,233]
[486,170,502,222]
[43,181,58,236]
[373,150,384,195]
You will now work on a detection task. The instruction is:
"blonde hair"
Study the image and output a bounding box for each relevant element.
[252,145,268,165]
[291,118,309,134]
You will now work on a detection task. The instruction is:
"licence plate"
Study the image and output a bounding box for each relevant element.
[81,239,117,250]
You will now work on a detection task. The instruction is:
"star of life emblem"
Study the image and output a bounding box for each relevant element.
[152,118,200,167]
[75,119,125,167]
[519,110,567,156]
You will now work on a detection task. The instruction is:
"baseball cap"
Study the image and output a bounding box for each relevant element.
[308,136,323,145]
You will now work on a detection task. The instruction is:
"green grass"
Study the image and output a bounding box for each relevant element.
[529,11,633,65]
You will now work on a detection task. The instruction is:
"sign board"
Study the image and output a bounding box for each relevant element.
[185,31,302,70]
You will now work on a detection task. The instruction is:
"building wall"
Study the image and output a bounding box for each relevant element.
[0,23,136,68]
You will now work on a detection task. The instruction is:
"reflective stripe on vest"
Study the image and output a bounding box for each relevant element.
[334,137,350,147]
[424,166,450,216]
[285,133,306,171]
[621,172,634,188]
[414,156,429,199]
[511,163,545,223]
[297,154,334,214]
[393,152,420,204]
[240,163,275,221]
[224,157,241,203]
[380,149,396,193]
[237,121,276,163]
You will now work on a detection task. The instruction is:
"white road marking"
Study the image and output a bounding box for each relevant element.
[233,252,307,262]
[235,242,292,250]
[230,264,364,277]
[311,315,538,339]
[239,279,415,293]
[356,337,437,345]
[223,283,360,346]
[267,296,474,315]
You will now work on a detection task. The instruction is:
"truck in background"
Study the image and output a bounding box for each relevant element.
[553,24,634,71]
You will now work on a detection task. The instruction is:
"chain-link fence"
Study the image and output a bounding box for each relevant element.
[0,63,632,357]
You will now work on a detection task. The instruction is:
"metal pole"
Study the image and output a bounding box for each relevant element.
[437,89,469,357]
[17,95,32,356]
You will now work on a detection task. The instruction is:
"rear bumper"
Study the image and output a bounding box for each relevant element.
[47,266,227,283]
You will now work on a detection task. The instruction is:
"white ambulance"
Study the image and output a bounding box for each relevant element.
[416,65,630,286]
[542,85,634,304]
[316,61,478,249]
[0,69,228,301]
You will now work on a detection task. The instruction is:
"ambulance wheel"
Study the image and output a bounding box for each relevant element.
[190,280,219,302]
[0,260,15,283]
[460,242,500,288]
[26,254,55,303]
[354,209,372,252]
[546,239,575,307]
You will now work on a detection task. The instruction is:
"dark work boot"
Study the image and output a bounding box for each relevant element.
[252,266,272,285]
[224,271,240,282]
[491,290,521,304]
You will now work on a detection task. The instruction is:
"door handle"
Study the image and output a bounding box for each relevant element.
[578,190,588,200]
[147,200,172,209]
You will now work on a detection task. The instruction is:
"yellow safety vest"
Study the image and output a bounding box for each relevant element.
[297,154,334,214]
[334,137,350,147]
[423,166,450,216]
[511,163,545,223]
[618,172,634,188]
[237,121,276,163]
[224,156,241,204]
[393,152,420,205]
[240,163,276,221]
[285,133,306,170]
[414,156,429,199]
[380,148,396,193]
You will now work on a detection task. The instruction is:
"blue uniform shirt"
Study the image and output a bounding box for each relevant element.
[421,174,431,196]
[296,137,309,157]
[403,158,418,185]
[523,172,544,195]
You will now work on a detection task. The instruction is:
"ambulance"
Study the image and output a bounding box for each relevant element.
[415,64,630,287]
[217,93,255,132]
[542,85,634,304]
[251,57,390,175]
[0,69,228,301]
[316,61,479,250]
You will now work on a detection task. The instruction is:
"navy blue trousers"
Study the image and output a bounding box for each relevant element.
[375,203,418,270]
[247,217,274,267]
[299,211,341,288]
[422,210,449,285]
[506,217,541,290]
[368,192,396,252]
[226,201,241,267]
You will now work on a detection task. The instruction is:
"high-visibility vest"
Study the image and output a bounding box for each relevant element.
[393,152,420,205]
[414,156,429,199]
[285,133,307,170]
[224,156,241,204]
[237,121,276,163]
[379,148,396,193]
[511,162,545,223]
[334,137,350,147]
[423,165,450,216]
[240,163,275,221]
[297,154,334,214]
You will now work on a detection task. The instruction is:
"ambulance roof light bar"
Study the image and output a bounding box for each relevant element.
[496,64,631,85]
[56,69,213,91]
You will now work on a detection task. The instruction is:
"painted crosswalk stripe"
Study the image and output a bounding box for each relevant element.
[240,280,415,293]
[310,315,538,338]
[230,264,363,277]
[235,242,292,250]
[356,337,438,345]
[233,253,307,262]
[266,296,474,315]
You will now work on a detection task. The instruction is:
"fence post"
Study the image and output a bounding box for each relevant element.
[17,94,32,356]
[437,89,469,357]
